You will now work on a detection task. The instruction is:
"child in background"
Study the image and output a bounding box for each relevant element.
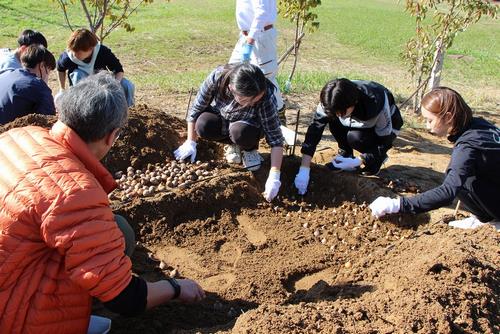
[56,28,134,106]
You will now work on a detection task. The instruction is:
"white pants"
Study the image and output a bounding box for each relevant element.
[229,28,284,110]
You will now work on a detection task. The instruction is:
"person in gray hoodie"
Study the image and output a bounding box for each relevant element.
[370,87,500,230]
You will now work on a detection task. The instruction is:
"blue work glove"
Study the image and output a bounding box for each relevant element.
[241,43,254,62]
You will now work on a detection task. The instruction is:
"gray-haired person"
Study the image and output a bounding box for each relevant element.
[0,72,205,333]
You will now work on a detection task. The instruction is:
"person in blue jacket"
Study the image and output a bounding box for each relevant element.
[0,44,56,125]
[370,87,500,231]
[0,29,48,74]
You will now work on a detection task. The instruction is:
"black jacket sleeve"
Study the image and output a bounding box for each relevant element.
[98,45,124,73]
[301,104,330,157]
[400,145,477,214]
[103,275,147,316]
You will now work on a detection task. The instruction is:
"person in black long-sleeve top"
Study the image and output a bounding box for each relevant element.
[370,87,500,231]
[294,78,403,195]
[56,28,134,106]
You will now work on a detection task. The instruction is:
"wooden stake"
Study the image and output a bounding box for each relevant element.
[184,87,194,119]
[291,109,301,156]
[454,200,461,218]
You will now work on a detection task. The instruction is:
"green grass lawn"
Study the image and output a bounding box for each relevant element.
[0,0,498,106]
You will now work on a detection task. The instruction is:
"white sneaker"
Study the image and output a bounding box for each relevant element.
[489,220,500,232]
[448,216,485,229]
[224,144,241,164]
[242,150,263,171]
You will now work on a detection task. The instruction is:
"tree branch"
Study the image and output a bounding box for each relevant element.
[79,0,94,31]
[56,0,75,31]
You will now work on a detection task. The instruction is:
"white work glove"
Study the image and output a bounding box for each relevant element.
[448,216,485,230]
[332,157,362,171]
[54,89,64,105]
[263,169,281,202]
[369,196,400,218]
[294,166,310,195]
[174,139,197,162]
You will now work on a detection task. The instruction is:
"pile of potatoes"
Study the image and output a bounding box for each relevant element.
[113,159,217,201]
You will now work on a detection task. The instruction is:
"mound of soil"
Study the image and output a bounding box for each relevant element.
[104,108,498,334]
[0,105,222,172]
[233,227,499,334]
[0,113,57,132]
[4,106,498,334]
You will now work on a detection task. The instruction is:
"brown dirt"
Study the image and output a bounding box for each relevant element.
[2,105,498,334]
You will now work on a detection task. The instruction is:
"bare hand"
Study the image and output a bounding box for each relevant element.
[177,279,205,303]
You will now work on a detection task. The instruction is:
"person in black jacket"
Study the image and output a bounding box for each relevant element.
[294,78,403,194]
[370,87,500,230]
[56,28,134,106]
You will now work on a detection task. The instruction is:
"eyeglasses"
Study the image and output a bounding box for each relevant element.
[115,128,123,140]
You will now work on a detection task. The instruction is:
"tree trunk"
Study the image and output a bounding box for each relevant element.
[428,39,445,91]
[413,51,424,113]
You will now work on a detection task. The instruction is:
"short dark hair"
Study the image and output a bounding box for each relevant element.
[58,72,128,142]
[421,87,472,136]
[67,28,98,52]
[218,63,267,100]
[17,29,48,48]
[320,78,359,117]
[20,45,56,70]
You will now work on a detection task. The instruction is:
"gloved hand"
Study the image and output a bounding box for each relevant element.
[54,89,64,105]
[332,157,362,171]
[448,216,485,230]
[332,154,351,163]
[174,139,197,162]
[294,166,310,195]
[369,196,400,218]
[263,169,281,202]
[241,42,254,62]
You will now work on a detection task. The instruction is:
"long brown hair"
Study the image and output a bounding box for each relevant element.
[421,87,472,136]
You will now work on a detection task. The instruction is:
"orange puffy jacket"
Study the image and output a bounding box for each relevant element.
[0,121,132,334]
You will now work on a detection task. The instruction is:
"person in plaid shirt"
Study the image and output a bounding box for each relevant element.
[174,63,284,202]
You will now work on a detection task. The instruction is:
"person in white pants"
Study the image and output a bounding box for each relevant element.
[229,0,284,113]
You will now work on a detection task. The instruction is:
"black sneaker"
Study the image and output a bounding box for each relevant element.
[360,153,388,176]
[325,148,355,172]
[337,148,354,159]
[325,161,344,173]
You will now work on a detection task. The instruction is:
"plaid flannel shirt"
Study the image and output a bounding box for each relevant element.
[187,66,284,147]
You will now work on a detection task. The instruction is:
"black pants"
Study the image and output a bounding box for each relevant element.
[328,117,385,155]
[195,111,261,151]
[115,214,135,257]
[458,177,497,222]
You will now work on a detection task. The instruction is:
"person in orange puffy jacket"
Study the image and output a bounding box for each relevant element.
[0,72,205,334]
